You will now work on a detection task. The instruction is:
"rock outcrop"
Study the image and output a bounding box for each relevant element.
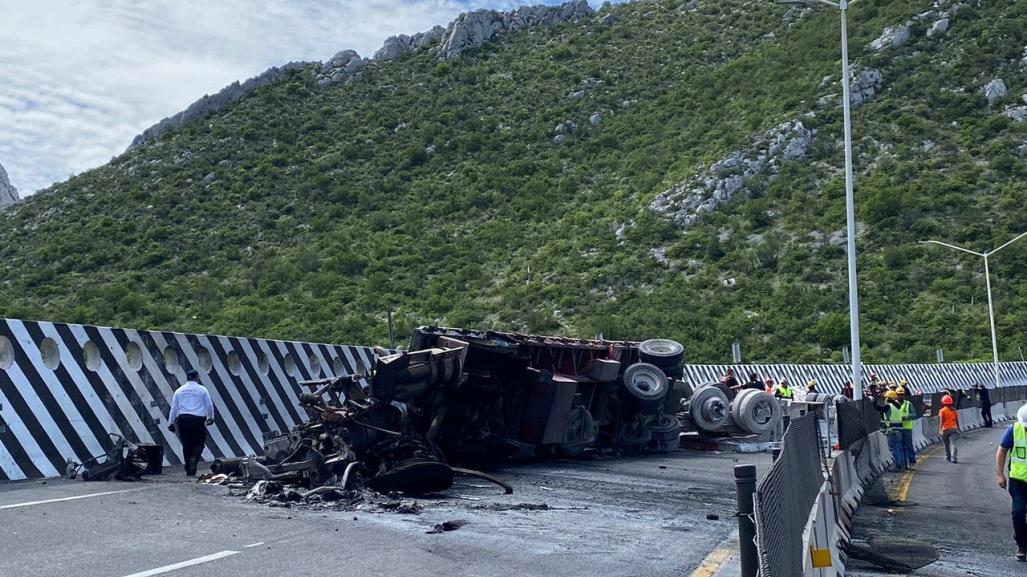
[984,79,1007,106]
[313,50,368,86]
[0,162,19,208]
[437,0,593,61]
[374,26,447,61]
[849,68,884,108]
[869,24,911,51]
[128,62,310,150]
[126,2,596,150]
[649,120,812,228]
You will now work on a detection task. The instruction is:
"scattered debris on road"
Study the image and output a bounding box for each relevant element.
[65,434,163,481]
[427,519,469,534]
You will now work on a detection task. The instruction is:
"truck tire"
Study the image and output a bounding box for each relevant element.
[638,339,685,368]
[688,384,730,433]
[559,406,596,457]
[731,389,782,434]
[622,363,670,412]
[650,414,683,448]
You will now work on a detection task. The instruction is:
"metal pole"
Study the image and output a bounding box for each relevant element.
[839,2,863,401]
[387,305,396,349]
[735,464,758,577]
[984,255,1000,389]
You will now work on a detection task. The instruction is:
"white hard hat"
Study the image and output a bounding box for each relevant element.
[1018,404,1027,425]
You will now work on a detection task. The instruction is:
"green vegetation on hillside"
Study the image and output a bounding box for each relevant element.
[1,0,1025,364]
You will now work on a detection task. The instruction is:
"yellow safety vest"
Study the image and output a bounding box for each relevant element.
[900,400,914,431]
[777,387,793,399]
[884,404,904,429]
[1012,423,1027,482]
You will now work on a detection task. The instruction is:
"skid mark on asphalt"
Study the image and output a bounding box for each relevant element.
[119,550,240,577]
[0,487,148,510]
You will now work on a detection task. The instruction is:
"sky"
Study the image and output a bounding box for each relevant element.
[0,0,595,197]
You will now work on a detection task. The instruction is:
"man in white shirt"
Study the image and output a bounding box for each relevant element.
[168,370,214,476]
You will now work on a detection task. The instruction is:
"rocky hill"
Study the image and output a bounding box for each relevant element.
[0,163,18,208]
[1,0,1025,364]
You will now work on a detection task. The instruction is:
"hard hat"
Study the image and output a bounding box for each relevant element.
[899,378,908,385]
[942,395,954,406]
[1018,404,1027,425]
[884,391,899,400]
[807,379,818,388]
[896,387,906,396]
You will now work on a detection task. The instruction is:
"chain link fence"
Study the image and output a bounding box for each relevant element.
[754,413,825,577]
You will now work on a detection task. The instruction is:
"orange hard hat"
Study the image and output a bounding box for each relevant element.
[942,395,954,406]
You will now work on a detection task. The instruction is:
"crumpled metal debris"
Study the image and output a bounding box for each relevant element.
[212,327,692,507]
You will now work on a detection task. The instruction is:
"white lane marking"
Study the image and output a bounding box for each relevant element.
[0,488,145,510]
[119,550,240,577]
[244,542,264,548]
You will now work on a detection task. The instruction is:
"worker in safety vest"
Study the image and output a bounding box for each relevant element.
[897,387,917,467]
[996,404,1027,562]
[774,379,793,400]
[882,390,908,470]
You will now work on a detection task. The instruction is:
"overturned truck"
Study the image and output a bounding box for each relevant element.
[211,327,781,496]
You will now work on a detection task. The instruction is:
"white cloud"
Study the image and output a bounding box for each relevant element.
[0,0,584,195]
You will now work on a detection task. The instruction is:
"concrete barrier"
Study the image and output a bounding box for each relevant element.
[0,318,379,480]
[800,395,1025,577]
[993,402,1006,423]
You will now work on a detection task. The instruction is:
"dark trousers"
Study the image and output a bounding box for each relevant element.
[176,414,207,475]
[901,429,916,466]
[888,429,907,469]
[1011,478,1027,550]
[942,429,958,462]
[982,404,994,428]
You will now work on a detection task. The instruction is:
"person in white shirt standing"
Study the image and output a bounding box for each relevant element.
[168,370,214,476]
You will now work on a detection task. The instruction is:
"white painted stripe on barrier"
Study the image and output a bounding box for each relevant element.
[214,336,275,434]
[199,334,265,450]
[0,386,29,480]
[151,332,231,460]
[173,333,255,457]
[40,322,119,446]
[68,324,158,449]
[97,330,180,457]
[235,337,297,431]
[3,363,78,473]
[8,320,106,462]
[124,330,184,466]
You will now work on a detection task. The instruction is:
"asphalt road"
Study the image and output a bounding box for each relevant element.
[848,426,1025,576]
[0,449,767,577]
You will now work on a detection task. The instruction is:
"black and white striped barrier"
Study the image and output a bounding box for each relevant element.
[0,318,378,481]
[680,362,1027,395]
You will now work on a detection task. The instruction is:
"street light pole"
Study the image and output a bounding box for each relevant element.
[838,0,862,401]
[779,0,863,399]
[921,230,1027,390]
[984,254,999,389]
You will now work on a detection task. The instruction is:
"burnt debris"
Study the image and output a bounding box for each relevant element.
[206,327,750,503]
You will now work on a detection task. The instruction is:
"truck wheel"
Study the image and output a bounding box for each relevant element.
[638,339,685,368]
[688,385,730,433]
[622,363,670,412]
[732,389,782,434]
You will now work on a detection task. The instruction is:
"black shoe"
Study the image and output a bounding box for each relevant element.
[1016,548,1025,562]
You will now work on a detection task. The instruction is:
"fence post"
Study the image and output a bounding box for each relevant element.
[735,464,758,577]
